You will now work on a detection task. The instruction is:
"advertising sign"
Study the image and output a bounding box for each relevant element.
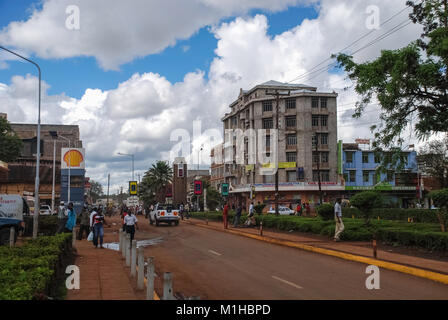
[221,183,229,196]
[194,180,203,195]
[61,148,85,169]
[129,181,138,195]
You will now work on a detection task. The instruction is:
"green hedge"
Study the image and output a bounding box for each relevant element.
[0,233,74,300]
[23,215,59,236]
[189,212,448,252]
[342,208,440,223]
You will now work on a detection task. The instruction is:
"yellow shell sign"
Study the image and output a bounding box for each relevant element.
[61,148,85,169]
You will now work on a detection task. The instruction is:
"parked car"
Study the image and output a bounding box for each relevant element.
[39,205,52,215]
[267,206,295,216]
[149,203,180,226]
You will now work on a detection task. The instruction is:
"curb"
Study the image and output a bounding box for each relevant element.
[186,220,448,286]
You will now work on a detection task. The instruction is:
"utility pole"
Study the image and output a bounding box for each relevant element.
[107,173,110,207]
[265,89,290,216]
[313,134,323,205]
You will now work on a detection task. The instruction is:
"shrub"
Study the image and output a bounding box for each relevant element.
[429,188,448,232]
[349,191,383,224]
[23,215,59,236]
[317,203,334,221]
[0,233,73,300]
[254,204,266,214]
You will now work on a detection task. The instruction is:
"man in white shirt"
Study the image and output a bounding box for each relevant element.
[124,212,139,248]
[57,201,68,234]
[334,198,344,242]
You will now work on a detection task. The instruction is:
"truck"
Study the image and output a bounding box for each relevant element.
[0,194,28,245]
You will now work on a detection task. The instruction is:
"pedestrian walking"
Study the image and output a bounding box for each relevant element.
[121,206,129,232]
[233,204,242,228]
[64,202,76,233]
[179,202,184,220]
[78,204,90,240]
[222,202,229,229]
[91,207,107,248]
[296,203,302,216]
[57,201,68,233]
[124,211,139,248]
[305,202,311,217]
[334,198,344,241]
[249,202,254,216]
[244,203,256,227]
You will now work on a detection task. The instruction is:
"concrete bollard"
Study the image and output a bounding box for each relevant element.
[9,227,15,248]
[163,272,174,300]
[259,221,263,236]
[146,257,155,300]
[122,230,126,259]
[125,234,131,267]
[72,227,76,248]
[137,247,145,290]
[118,229,122,253]
[131,240,137,277]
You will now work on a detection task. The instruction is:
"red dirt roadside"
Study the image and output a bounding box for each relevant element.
[66,217,140,300]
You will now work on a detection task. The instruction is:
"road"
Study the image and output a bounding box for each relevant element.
[134,217,448,300]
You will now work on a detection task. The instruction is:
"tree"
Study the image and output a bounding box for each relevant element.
[0,117,23,162]
[429,188,448,232]
[334,1,448,169]
[418,135,448,188]
[142,161,173,203]
[350,191,384,224]
[90,180,103,203]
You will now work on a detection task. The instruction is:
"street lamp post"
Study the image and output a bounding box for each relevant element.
[0,45,42,238]
[197,145,203,211]
[117,152,135,181]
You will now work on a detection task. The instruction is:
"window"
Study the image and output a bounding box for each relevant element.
[312,135,318,146]
[348,171,356,182]
[374,153,381,163]
[387,171,394,182]
[231,116,237,126]
[312,115,319,127]
[285,116,296,128]
[346,152,354,163]
[311,97,319,108]
[286,152,297,163]
[321,97,327,108]
[287,171,296,182]
[265,135,271,148]
[313,171,319,181]
[321,152,329,163]
[262,100,273,112]
[343,173,348,183]
[362,152,369,163]
[321,171,330,182]
[373,172,379,184]
[286,134,297,146]
[320,133,328,145]
[297,167,305,180]
[320,115,328,127]
[263,174,275,183]
[313,152,320,164]
[262,118,273,129]
[286,98,296,109]
[363,171,369,183]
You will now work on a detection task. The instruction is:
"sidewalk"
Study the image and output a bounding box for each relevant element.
[67,218,139,300]
[186,218,448,275]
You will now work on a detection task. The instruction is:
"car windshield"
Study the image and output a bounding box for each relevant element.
[158,204,179,210]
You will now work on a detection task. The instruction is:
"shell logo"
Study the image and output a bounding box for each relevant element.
[63,150,84,167]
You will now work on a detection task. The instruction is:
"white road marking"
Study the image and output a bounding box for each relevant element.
[272,275,303,289]
[208,250,222,256]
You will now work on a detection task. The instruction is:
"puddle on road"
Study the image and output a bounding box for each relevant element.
[103,237,164,251]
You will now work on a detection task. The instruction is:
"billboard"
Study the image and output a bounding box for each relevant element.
[61,148,85,169]
[129,181,138,195]
[194,180,203,195]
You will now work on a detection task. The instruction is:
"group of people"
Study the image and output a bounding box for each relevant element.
[222,201,256,229]
[294,202,311,216]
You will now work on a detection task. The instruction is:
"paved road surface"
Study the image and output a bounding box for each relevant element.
[135,218,448,300]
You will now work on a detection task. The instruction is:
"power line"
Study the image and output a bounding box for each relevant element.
[286,4,413,84]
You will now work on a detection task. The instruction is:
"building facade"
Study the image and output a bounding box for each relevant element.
[0,116,83,210]
[214,80,342,212]
[342,142,419,208]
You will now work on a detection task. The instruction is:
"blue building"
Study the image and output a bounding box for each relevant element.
[341,142,419,208]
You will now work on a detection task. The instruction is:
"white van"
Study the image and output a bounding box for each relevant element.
[0,194,28,245]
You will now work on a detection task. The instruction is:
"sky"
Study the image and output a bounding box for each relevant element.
[0,0,425,193]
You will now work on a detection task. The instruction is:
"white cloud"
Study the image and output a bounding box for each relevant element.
[0,0,426,189]
[0,0,306,70]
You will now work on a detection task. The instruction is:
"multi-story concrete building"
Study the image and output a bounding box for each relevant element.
[342,141,419,208]
[0,115,83,209]
[210,143,225,191]
[215,80,342,211]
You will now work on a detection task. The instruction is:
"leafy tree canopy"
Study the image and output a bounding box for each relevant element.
[0,117,23,162]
